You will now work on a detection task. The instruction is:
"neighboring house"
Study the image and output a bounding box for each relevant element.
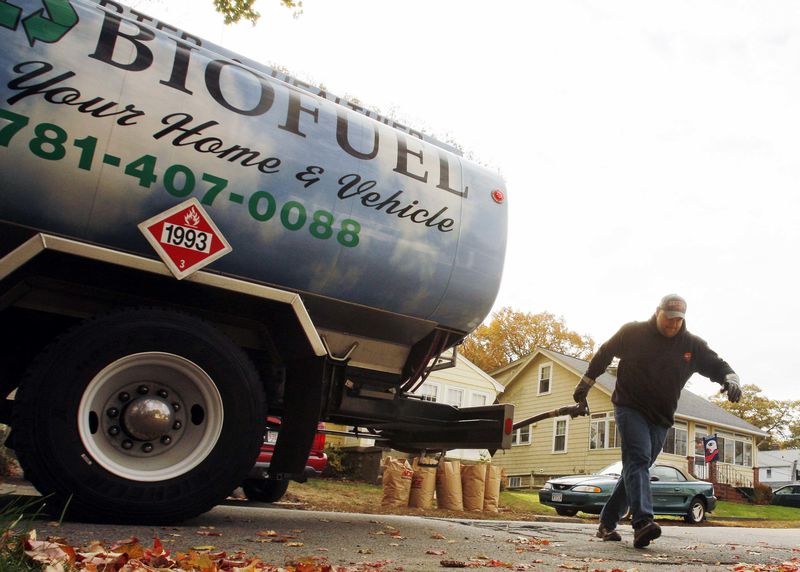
[758,449,800,489]
[327,352,505,461]
[491,347,767,490]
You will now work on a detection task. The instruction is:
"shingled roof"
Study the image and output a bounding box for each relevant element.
[496,347,767,436]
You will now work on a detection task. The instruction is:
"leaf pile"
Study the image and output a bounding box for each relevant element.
[19,531,398,571]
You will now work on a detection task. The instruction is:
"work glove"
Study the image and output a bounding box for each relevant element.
[572,375,595,403]
[721,373,742,403]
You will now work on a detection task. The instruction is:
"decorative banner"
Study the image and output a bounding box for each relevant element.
[703,434,719,463]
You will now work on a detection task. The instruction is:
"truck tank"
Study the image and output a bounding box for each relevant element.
[0,0,511,523]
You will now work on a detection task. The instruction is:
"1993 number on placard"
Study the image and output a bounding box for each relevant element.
[160,223,212,253]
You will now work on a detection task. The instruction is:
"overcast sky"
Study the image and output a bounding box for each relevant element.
[134,0,799,401]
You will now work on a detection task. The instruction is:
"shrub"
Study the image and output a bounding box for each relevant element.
[752,483,773,504]
[322,445,349,478]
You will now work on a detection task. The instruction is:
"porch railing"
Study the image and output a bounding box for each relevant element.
[689,459,753,488]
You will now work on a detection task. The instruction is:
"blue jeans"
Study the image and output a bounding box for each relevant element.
[600,405,668,529]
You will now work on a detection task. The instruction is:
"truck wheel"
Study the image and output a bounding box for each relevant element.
[242,478,290,503]
[12,308,265,523]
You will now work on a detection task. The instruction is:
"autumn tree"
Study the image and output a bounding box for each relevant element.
[709,384,800,450]
[212,0,302,24]
[783,422,800,449]
[461,307,594,373]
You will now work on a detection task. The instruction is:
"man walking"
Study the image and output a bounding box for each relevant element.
[573,294,741,548]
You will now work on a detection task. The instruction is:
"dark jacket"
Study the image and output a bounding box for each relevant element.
[584,315,734,428]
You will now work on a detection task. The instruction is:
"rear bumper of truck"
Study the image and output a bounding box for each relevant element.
[330,391,515,452]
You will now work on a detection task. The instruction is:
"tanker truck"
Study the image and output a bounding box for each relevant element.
[0,0,512,523]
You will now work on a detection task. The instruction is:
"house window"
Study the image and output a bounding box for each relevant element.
[766,468,772,478]
[508,476,522,488]
[589,412,619,449]
[716,432,753,467]
[418,383,439,402]
[693,425,709,478]
[445,387,464,407]
[694,425,708,457]
[538,364,552,394]
[553,417,568,453]
[663,421,688,456]
[470,392,488,407]
[512,425,531,446]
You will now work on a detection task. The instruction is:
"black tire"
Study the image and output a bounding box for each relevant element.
[12,308,265,523]
[555,507,579,517]
[685,497,706,524]
[242,478,290,503]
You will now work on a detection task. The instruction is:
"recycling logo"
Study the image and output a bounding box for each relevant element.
[0,0,78,46]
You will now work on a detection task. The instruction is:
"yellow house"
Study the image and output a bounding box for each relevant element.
[491,348,767,490]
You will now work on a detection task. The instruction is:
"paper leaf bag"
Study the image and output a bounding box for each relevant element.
[436,460,463,511]
[483,464,503,512]
[461,463,487,512]
[380,456,413,507]
[409,456,438,509]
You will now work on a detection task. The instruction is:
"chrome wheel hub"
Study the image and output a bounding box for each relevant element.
[78,352,223,482]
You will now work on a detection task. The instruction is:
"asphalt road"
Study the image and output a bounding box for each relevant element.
[15,500,800,571]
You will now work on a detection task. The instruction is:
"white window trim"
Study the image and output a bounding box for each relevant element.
[445,386,465,407]
[469,390,491,407]
[589,411,618,450]
[508,476,522,488]
[715,430,754,467]
[417,381,440,402]
[552,415,569,454]
[663,420,688,457]
[512,425,532,446]
[537,362,553,395]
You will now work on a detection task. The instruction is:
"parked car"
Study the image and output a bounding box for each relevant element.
[538,461,716,523]
[243,417,327,503]
[770,484,800,508]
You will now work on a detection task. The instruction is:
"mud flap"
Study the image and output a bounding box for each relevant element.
[267,356,327,482]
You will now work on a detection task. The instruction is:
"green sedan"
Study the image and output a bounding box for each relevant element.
[538,461,717,524]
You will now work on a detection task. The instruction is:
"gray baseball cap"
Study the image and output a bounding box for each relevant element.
[659,294,687,319]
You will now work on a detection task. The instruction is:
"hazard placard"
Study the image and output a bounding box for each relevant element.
[138,198,232,280]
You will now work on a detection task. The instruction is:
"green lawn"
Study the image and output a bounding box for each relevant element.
[500,489,559,515]
[713,500,800,520]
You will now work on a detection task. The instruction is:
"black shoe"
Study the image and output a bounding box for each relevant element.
[596,524,622,541]
[633,520,661,548]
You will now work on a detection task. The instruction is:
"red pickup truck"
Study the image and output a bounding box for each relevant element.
[243,418,328,502]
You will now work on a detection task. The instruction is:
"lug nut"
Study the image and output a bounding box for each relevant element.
[161,435,172,445]
[142,443,154,453]
[121,440,133,450]
[172,402,181,412]
[107,407,119,418]
[108,425,120,436]
[118,392,130,402]
[157,389,168,398]
[137,385,149,395]
[173,421,182,430]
